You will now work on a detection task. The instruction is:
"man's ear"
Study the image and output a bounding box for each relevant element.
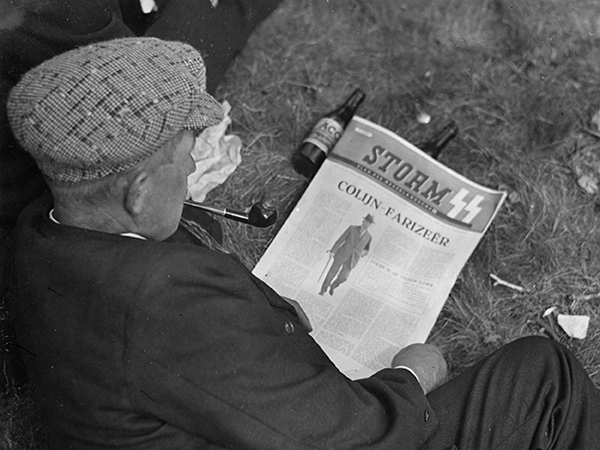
[124,170,150,216]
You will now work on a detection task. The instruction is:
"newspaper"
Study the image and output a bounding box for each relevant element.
[253,116,506,380]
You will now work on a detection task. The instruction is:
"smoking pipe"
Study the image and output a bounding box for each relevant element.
[184,199,278,228]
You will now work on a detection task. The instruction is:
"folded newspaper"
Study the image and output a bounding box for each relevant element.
[253,116,506,380]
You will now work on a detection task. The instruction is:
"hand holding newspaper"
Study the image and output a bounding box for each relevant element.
[253,117,506,380]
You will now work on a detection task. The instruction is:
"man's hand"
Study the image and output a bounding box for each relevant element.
[391,343,447,394]
[281,297,313,332]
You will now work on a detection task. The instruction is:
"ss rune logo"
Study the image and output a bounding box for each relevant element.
[447,188,484,224]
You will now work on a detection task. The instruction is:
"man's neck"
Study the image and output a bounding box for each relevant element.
[50,208,147,240]
[53,202,138,237]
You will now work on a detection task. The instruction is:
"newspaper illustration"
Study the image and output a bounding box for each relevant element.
[253,116,507,380]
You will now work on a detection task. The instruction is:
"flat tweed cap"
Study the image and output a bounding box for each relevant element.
[7,37,224,183]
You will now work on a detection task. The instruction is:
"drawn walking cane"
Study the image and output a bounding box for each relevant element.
[318,252,333,282]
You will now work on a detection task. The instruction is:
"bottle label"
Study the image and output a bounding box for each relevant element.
[302,118,344,156]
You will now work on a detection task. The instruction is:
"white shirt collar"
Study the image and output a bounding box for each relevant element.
[49,209,147,240]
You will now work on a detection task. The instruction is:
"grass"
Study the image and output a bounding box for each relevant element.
[212,0,600,382]
[3,0,600,446]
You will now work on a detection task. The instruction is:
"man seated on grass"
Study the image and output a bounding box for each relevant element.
[6,37,600,450]
[0,0,283,393]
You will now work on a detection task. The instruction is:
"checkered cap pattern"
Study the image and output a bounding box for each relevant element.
[7,37,224,183]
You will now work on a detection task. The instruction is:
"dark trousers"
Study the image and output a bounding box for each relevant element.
[0,231,25,397]
[320,257,352,293]
[424,336,600,449]
[134,0,283,94]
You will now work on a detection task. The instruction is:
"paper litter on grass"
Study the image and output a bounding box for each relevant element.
[187,101,242,202]
[557,314,590,339]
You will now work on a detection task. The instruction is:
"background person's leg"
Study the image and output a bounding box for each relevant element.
[0,231,27,400]
[145,0,283,94]
[424,336,600,449]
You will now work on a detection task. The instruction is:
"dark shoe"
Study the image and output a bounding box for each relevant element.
[329,286,335,295]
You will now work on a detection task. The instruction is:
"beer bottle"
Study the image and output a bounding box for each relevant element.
[417,120,458,159]
[292,89,366,178]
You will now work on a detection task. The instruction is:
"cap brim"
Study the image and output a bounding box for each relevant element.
[185,92,225,130]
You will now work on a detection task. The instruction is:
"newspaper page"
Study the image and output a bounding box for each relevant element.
[253,116,506,380]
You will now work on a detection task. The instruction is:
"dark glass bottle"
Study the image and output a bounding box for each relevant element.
[417,121,458,159]
[292,89,366,178]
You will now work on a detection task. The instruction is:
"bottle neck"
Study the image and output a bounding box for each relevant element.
[332,89,366,125]
[420,122,458,159]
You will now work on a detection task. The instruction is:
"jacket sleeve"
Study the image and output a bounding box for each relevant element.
[124,245,438,450]
[330,226,352,253]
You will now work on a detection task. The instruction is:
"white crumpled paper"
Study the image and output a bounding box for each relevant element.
[139,0,158,13]
[556,314,590,340]
[186,101,242,202]
[543,307,590,340]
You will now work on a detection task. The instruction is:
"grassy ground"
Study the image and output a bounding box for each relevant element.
[214,0,600,382]
[3,0,600,446]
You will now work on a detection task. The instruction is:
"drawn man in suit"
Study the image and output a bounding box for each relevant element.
[319,214,374,296]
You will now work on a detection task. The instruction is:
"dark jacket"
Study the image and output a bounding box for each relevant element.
[9,196,437,449]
